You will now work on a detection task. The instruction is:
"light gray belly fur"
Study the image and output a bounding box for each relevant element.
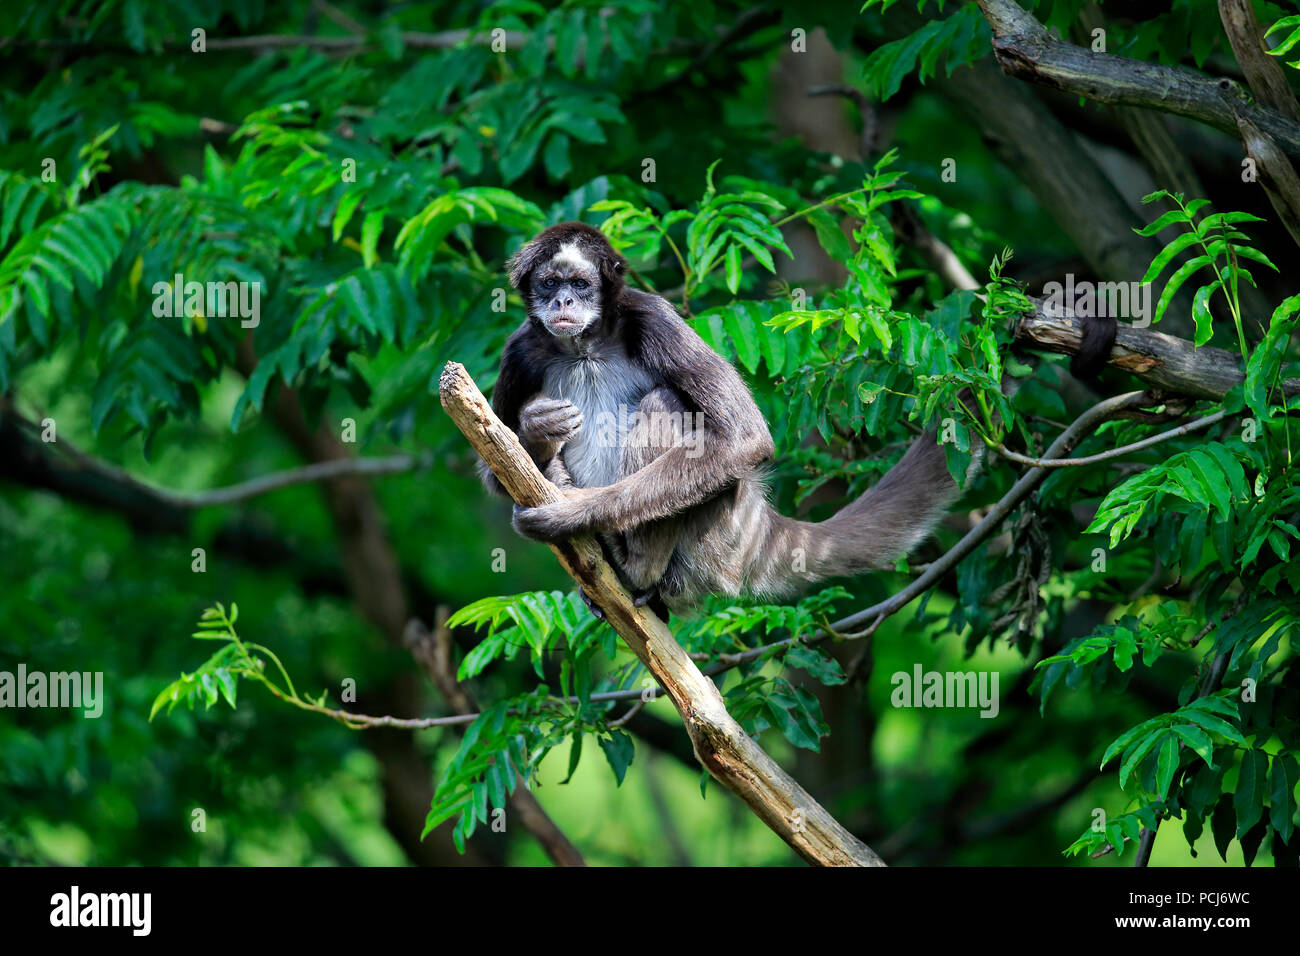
[541,344,655,489]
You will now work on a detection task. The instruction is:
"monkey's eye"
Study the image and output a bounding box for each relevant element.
[541,278,557,290]
[572,278,588,290]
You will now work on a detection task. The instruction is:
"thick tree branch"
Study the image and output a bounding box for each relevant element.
[438,361,884,867]
[975,0,1300,158]
[1014,304,1300,400]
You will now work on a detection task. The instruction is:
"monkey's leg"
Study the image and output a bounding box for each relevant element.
[616,387,691,599]
[539,451,627,621]
[544,452,575,489]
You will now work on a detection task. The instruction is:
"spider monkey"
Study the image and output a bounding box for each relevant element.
[480,222,967,618]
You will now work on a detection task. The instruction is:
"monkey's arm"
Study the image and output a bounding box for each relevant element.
[513,302,772,540]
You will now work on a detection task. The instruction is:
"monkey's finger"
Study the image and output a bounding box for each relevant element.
[533,412,583,432]
[523,406,582,433]
[524,397,580,416]
[533,417,583,442]
[532,402,582,421]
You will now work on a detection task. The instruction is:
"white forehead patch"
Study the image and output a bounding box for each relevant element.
[553,242,596,273]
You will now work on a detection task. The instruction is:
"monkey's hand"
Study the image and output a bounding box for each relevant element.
[511,488,598,542]
[517,396,583,452]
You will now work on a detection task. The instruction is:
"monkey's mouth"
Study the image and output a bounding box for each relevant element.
[546,316,587,335]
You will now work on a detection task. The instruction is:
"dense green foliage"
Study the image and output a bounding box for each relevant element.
[2,0,1298,866]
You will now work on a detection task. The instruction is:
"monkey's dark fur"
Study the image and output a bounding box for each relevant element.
[1070,313,1118,379]
[480,221,964,617]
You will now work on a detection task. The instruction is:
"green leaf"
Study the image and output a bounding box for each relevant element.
[1102,721,1153,768]
[1211,794,1236,861]
[148,680,181,721]
[784,643,847,686]
[1234,748,1268,837]
[1155,734,1179,800]
[1112,628,1137,672]
[422,795,471,839]
[360,210,384,269]
[1191,282,1219,346]
[1172,724,1215,768]
[1119,730,1164,788]
[542,133,571,180]
[723,305,761,374]
[1181,709,1248,747]
[1184,453,1230,519]
[1140,229,1203,284]
[1153,255,1212,326]
[332,191,363,241]
[597,730,635,786]
[213,667,238,709]
[762,696,813,751]
[1270,753,1298,844]
[1134,205,1194,237]
[724,242,742,295]
[560,729,582,785]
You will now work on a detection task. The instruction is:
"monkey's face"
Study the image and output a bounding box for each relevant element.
[526,243,603,338]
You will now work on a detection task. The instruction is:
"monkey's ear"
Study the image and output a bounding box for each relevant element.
[597,244,627,288]
[507,237,549,290]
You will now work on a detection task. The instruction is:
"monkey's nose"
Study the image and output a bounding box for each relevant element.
[553,296,573,308]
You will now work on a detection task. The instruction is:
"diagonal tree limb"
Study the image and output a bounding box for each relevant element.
[975,0,1300,158]
[438,361,884,867]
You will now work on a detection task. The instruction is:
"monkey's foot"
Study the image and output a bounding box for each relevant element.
[631,587,657,607]
[511,497,592,542]
[579,587,605,621]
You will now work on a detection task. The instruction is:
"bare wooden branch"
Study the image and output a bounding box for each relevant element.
[438,361,884,867]
[1014,304,1300,400]
[975,0,1300,158]
[991,409,1230,467]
